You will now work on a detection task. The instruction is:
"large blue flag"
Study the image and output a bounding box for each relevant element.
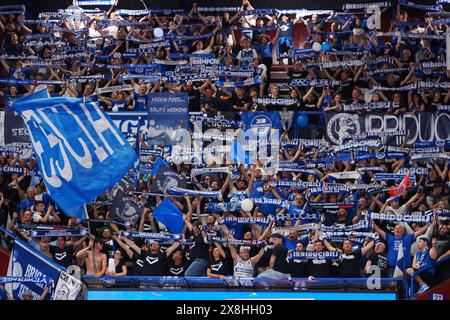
[152,198,185,234]
[11,89,137,219]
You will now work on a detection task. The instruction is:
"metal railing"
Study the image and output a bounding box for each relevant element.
[82,275,408,299]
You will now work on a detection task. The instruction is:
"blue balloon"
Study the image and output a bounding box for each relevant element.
[296,113,309,127]
[321,42,331,52]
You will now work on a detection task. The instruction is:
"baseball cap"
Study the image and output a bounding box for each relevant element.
[271,233,283,240]
[418,236,429,244]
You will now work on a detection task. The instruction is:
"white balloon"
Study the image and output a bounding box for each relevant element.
[112,106,119,112]
[241,199,254,212]
[312,42,322,52]
[154,27,164,38]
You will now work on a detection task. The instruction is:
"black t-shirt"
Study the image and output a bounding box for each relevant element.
[115,259,125,274]
[189,234,210,261]
[339,79,355,101]
[187,87,200,111]
[308,255,334,278]
[167,260,186,277]
[50,245,74,268]
[337,249,362,278]
[131,252,145,276]
[140,251,168,276]
[232,93,250,111]
[272,244,290,274]
[289,258,308,278]
[368,252,388,277]
[208,257,228,276]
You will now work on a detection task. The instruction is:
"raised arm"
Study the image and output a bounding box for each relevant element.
[371,220,387,241]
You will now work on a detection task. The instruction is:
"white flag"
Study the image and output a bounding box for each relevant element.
[52,270,82,300]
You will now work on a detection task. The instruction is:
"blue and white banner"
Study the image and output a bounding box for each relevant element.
[147,93,188,146]
[6,239,61,300]
[11,89,137,219]
[325,112,450,146]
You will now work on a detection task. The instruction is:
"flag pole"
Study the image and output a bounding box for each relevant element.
[83,204,97,275]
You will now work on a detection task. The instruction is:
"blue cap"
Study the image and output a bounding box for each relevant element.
[392,197,399,202]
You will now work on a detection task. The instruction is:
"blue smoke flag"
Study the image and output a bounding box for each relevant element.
[11,89,137,219]
[152,198,185,234]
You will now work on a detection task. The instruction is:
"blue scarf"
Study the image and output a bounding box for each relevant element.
[208,236,264,247]
[371,211,434,223]
[205,202,241,213]
[30,229,88,237]
[0,276,49,285]
[215,76,262,88]
[167,186,222,199]
[341,102,392,112]
[121,231,182,240]
[399,0,442,11]
[220,217,271,225]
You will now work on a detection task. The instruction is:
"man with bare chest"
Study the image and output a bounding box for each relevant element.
[76,238,107,277]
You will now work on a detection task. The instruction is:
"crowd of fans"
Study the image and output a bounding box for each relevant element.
[0,0,450,299]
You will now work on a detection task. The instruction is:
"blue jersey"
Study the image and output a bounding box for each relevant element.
[256,193,277,217]
[386,233,415,268]
[415,247,436,274]
[134,92,148,111]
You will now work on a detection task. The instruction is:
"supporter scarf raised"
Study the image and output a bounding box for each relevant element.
[370,211,433,223]
[95,84,133,94]
[191,167,231,178]
[341,102,391,112]
[410,153,450,161]
[205,202,241,212]
[208,236,264,247]
[320,221,370,232]
[220,217,271,225]
[29,229,88,237]
[0,277,49,285]
[309,201,354,209]
[399,0,442,11]
[257,98,300,106]
[215,76,262,88]
[121,231,182,240]
[343,2,389,10]
[166,186,222,199]
[375,31,445,40]
[288,251,341,261]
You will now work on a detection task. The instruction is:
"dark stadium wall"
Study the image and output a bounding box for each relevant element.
[2,0,437,18]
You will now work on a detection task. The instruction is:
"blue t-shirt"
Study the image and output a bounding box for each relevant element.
[386,233,415,268]
[283,236,297,251]
[134,92,148,111]
[224,221,243,239]
[415,248,436,274]
[19,198,34,214]
[257,193,277,217]
[259,42,273,58]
